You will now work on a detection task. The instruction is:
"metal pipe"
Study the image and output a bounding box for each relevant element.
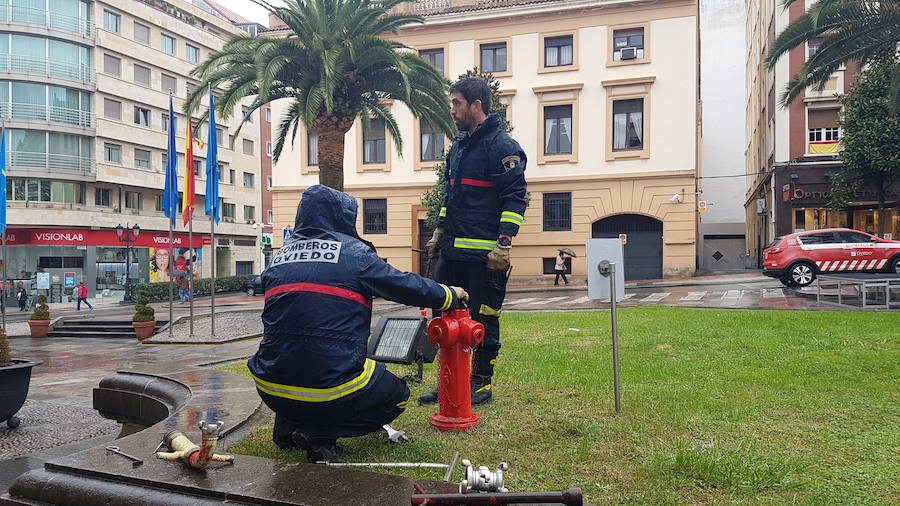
[610,262,621,414]
[442,451,459,483]
[323,462,450,469]
[411,488,583,506]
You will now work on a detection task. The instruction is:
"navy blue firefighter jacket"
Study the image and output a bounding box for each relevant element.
[248,185,458,402]
[438,113,528,262]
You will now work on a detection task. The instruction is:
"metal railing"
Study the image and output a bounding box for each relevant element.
[10,151,94,173]
[0,102,92,127]
[0,5,92,37]
[394,0,557,14]
[0,54,93,83]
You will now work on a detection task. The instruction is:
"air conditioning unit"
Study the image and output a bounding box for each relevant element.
[620,47,638,60]
[755,198,767,215]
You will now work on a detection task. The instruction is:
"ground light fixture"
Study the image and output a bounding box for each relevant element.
[366,316,436,382]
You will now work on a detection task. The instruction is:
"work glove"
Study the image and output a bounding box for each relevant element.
[486,245,510,272]
[451,286,469,305]
[425,228,444,260]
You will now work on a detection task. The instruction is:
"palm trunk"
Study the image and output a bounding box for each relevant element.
[313,115,355,192]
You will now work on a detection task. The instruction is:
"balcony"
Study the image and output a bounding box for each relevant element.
[0,54,94,84]
[0,5,92,37]
[0,102,92,127]
[10,151,94,174]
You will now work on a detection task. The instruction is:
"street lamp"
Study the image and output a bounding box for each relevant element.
[115,223,141,302]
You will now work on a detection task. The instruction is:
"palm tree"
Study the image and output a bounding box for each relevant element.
[765,0,900,110]
[184,0,454,191]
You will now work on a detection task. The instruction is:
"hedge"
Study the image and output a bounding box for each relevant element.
[134,274,256,302]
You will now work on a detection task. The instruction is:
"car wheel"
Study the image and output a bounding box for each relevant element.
[890,256,900,275]
[789,262,816,287]
[246,287,256,297]
[779,277,797,287]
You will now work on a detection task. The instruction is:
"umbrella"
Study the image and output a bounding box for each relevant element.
[558,247,577,257]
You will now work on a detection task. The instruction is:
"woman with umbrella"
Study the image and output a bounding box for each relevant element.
[554,248,576,285]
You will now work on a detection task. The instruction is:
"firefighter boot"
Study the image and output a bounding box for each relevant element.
[418,388,438,405]
[291,431,344,463]
[471,350,497,406]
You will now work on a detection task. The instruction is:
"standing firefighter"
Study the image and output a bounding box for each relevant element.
[419,77,528,406]
[248,185,468,462]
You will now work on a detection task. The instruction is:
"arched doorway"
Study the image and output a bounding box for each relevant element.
[592,214,663,280]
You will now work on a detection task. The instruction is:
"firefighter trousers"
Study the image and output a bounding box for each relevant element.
[434,258,508,352]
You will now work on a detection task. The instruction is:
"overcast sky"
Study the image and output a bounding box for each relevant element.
[215,0,277,27]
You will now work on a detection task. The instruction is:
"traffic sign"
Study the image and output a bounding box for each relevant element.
[698,200,707,212]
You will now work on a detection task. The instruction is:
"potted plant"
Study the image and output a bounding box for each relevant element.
[132,295,156,341]
[0,327,41,429]
[28,295,50,338]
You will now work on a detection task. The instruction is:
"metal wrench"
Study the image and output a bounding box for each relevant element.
[382,424,409,443]
[106,446,143,467]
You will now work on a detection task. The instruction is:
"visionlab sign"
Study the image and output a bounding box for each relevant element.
[2,228,206,248]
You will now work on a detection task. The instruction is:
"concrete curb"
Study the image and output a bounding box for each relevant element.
[507,275,770,293]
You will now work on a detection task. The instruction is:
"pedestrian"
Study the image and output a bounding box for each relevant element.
[418,77,528,407]
[16,282,27,311]
[248,185,468,462]
[76,281,93,310]
[177,275,190,303]
[554,250,571,285]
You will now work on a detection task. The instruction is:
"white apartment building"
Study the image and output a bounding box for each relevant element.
[269,0,699,281]
[2,0,263,301]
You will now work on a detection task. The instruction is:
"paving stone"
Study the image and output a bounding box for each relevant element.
[0,400,118,460]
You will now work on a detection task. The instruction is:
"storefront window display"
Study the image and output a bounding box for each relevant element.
[852,209,900,239]
[791,208,849,233]
[149,247,202,282]
[96,247,149,296]
[792,207,899,239]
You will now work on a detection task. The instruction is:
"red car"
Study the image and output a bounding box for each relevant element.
[763,228,900,287]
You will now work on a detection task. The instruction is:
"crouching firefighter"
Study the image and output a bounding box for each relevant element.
[248,185,468,462]
[419,77,528,407]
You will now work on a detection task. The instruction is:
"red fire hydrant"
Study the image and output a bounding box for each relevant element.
[427,308,484,431]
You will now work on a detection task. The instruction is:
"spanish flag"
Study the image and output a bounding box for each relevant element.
[182,118,195,226]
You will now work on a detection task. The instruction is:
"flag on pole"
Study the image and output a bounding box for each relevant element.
[182,118,195,226]
[163,97,178,227]
[204,93,219,224]
[0,128,6,233]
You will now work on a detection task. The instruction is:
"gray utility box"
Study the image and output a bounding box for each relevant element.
[586,238,625,301]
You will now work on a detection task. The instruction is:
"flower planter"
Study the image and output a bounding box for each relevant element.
[28,320,50,338]
[133,320,157,341]
[0,359,41,429]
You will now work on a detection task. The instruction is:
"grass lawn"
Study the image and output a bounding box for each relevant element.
[219,307,900,505]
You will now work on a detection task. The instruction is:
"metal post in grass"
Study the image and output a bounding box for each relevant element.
[608,262,621,414]
[587,238,625,414]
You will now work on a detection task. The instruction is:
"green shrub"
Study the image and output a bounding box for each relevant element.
[30,295,50,321]
[133,275,255,302]
[132,295,156,323]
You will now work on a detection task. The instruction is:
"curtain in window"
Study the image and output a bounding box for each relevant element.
[11,129,45,152]
[12,0,44,25]
[48,39,82,79]
[629,112,642,147]
[545,47,558,67]
[49,0,83,32]
[307,132,318,165]
[421,132,431,161]
[613,113,627,150]
[49,132,79,156]
[559,117,572,153]
[560,45,573,66]
[545,117,557,154]
[12,35,45,64]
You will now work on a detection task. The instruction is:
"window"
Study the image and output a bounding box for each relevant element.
[799,232,837,245]
[222,202,235,219]
[134,64,150,86]
[161,113,177,132]
[363,119,386,164]
[480,42,507,73]
[124,191,142,210]
[186,44,199,63]
[419,48,445,74]
[807,39,821,59]
[265,108,271,122]
[229,168,235,185]
[266,175,272,189]
[807,109,840,154]
[243,172,254,188]
[95,188,111,206]
[134,149,151,169]
[104,54,121,76]
[217,127,224,147]
[242,106,253,123]
[838,231,873,243]
[544,35,573,67]
[244,205,256,221]
[243,139,254,155]
[307,131,318,166]
[134,106,151,127]
[162,153,168,168]
[236,261,254,275]
[193,159,203,177]
[104,143,121,163]
[134,23,150,44]
[161,34,176,54]
[186,82,197,96]
[154,195,163,212]
[267,209,273,224]
[420,120,444,162]
[363,198,387,234]
[612,27,645,62]
[161,74,177,94]
[103,10,120,32]
[612,98,644,151]
[103,98,121,119]
[543,193,571,231]
[543,105,572,155]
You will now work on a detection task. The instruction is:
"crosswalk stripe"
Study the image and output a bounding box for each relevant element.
[680,291,706,301]
[722,290,742,299]
[600,293,635,302]
[526,296,569,305]
[763,288,784,298]
[641,292,670,302]
[563,296,591,305]
[504,298,536,305]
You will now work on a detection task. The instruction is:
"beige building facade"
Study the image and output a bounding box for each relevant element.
[2,0,263,301]
[270,0,699,281]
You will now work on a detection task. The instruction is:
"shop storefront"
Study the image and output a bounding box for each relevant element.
[774,165,900,239]
[4,228,206,302]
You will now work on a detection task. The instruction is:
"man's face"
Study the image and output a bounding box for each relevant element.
[450,91,480,131]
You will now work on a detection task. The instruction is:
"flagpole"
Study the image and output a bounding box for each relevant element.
[167,91,175,339]
[1,126,7,333]
[208,84,216,338]
[188,213,194,338]
[1,232,6,333]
